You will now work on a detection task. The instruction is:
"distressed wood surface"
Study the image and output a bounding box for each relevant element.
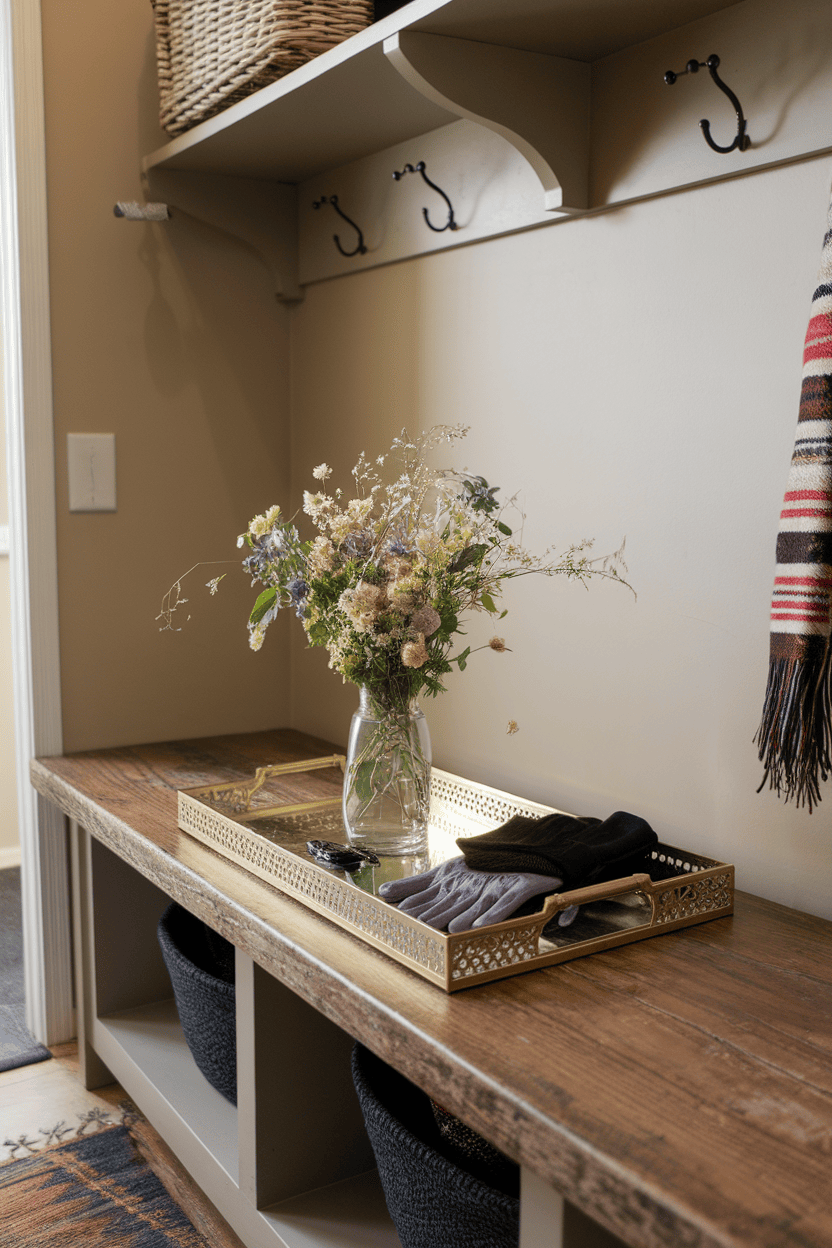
[32,730,832,1248]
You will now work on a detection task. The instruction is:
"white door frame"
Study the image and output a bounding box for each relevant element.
[1,0,73,1044]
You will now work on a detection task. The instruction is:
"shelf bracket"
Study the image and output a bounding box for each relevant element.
[143,169,301,303]
[383,31,590,214]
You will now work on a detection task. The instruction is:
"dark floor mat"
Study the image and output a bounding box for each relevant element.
[0,868,52,1072]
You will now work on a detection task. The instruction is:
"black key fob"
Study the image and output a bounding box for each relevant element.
[306,840,380,870]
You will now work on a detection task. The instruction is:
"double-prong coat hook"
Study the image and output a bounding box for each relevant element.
[312,195,367,257]
[664,54,750,154]
[392,161,458,233]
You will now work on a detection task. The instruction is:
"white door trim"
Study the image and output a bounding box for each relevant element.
[1,0,72,1044]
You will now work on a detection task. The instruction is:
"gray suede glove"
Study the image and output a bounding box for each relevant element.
[378,855,575,933]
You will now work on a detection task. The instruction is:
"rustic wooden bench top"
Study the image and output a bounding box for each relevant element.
[31,728,832,1248]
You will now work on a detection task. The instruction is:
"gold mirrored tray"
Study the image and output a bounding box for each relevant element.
[177,757,734,991]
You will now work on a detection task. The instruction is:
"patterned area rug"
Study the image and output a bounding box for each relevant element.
[0,1120,211,1247]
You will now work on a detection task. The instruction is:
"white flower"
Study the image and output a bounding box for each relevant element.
[308,535,336,576]
[347,497,373,520]
[506,720,519,735]
[303,491,335,523]
[402,638,429,668]
[312,463,332,481]
[339,582,386,633]
[329,509,369,544]
[248,505,281,538]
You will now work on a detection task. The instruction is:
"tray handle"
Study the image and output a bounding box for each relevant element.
[537,872,654,922]
[197,754,346,811]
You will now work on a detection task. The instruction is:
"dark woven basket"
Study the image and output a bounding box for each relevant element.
[157,902,237,1105]
[351,1043,519,1248]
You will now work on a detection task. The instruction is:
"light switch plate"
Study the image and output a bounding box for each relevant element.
[67,433,117,512]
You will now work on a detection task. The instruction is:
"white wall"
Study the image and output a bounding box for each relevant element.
[0,340,19,865]
[290,153,832,921]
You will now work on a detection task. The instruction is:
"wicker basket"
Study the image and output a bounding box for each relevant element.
[151,0,375,136]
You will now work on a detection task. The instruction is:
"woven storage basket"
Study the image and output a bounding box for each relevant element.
[352,1044,520,1248]
[152,0,375,136]
[157,902,238,1104]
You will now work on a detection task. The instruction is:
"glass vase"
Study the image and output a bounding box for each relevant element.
[343,686,431,856]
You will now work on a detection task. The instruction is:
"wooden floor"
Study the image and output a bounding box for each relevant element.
[0,1042,246,1248]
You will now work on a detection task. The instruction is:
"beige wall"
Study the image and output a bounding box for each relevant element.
[291,156,832,922]
[41,0,291,752]
[37,1,832,918]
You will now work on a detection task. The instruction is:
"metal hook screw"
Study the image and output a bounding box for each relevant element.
[312,195,367,257]
[664,54,750,154]
[392,161,458,233]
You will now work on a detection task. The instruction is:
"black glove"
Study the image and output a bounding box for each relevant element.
[457,809,657,890]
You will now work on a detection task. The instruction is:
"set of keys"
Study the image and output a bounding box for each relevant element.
[306,839,380,871]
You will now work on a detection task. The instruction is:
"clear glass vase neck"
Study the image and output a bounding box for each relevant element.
[357,685,422,720]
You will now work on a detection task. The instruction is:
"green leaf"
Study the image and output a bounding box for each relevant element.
[249,587,277,626]
[497,521,512,536]
[481,593,497,614]
[455,646,471,671]
[449,543,487,573]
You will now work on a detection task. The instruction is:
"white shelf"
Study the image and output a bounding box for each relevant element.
[138,0,832,293]
[142,0,740,194]
[94,999,239,1185]
[265,1170,402,1248]
[94,997,400,1248]
[75,831,399,1248]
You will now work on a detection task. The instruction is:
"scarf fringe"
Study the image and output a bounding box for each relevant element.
[755,639,832,811]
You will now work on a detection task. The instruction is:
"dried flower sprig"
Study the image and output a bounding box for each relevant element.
[157,564,235,631]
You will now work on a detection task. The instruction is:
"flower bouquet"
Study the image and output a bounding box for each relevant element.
[161,425,629,856]
[240,426,627,854]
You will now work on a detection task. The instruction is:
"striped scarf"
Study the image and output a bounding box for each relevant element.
[756,200,832,810]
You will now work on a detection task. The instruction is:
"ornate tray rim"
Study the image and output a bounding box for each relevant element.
[177,759,734,992]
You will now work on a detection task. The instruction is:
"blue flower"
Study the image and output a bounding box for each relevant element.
[266,524,300,556]
[243,523,303,586]
[243,550,272,583]
[342,531,373,558]
[287,577,310,618]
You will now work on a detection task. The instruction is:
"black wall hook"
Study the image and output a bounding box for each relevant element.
[392,161,458,233]
[664,54,750,154]
[312,195,367,257]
